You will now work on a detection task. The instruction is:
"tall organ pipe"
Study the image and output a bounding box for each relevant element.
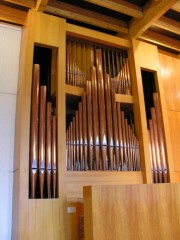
[86,81,94,170]
[82,93,88,170]
[153,93,167,183]
[96,49,107,170]
[104,74,114,170]
[51,115,57,198]
[46,102,52,198]
[30,64,40,199]
[39,86,46,198]
[91,67,100,170]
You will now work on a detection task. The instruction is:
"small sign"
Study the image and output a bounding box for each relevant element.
[67,206,76,213]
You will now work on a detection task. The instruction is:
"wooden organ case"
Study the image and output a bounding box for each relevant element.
[12,10,176,240]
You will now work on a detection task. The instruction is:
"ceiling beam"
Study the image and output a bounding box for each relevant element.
[45,1,128,34]
[152,16,180,35]
[0,4,27,25]
[4,0,35,8]
[171,0,180,12]
[128,0,177,39]
[139,29,180,53]
[35,0,49,12]
[66,23,130,49]
[84,0,143,19]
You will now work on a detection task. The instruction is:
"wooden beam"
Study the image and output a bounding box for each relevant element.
[153,16,180,35]
[0,4,27,25]
[66,23,130,49]
[139,29,180,52]
[35,0,49,12]
[128,0,177,39]
[171,0,180,12]
[4,0,35,8]
[84,0,143,19]
[45,1,128,34]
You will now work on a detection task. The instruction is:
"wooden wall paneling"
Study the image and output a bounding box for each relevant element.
[84,184,180,240]
[66,172,143,199]
[12,10,66,239]
[158,51,180,181]
[158,51,180,111]
[167,110,180,179]
[175,172,180,182]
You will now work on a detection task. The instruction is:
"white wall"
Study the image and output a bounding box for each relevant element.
[0,23,22,240]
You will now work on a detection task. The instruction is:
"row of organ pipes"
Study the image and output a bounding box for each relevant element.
[66,48,140,171]
[29,64,57,199]
[148,92,168,183]
[66,39,131,95]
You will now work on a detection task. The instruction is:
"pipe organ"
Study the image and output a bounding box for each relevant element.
[12,11,176,240]
[66,47,140,171]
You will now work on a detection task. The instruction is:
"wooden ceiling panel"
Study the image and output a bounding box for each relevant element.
[4,0,35,8]
[0,0,179,54]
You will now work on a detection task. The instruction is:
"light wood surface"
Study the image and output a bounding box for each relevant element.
[65,84,84,96]
[158,50,180,182]
[46,1,128,34]
[66,23,130,49]
[66,171,143,199]
[0,4,27,25]
[175,172,180,182]
[84,0,143,19]
[167,110,180,172]
[66,201,84,240]
[84,184,180,240]
[4,0,35,8]
[115,93,134,104]
[159,51,180,111]
[28,199,60,240]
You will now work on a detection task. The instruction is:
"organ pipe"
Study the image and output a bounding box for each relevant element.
[66,38,132,95]
[29,64,58,198]
[66,48,140,171]
[148,92,168,183]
